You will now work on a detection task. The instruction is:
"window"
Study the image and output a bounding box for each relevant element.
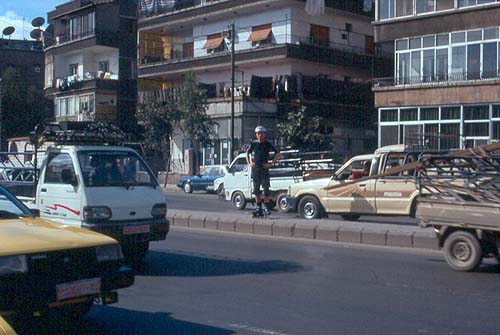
[493,105,500,118]
[380,125,399,146]
[381,109,398,122]
[411,51,421,83]
[436,48,448,81]
[398,52,411,84]
[451,46,466,80]
[248,24,274,47]
[421,107,439,120]
[183,42,194,58]
[396,0,413,17]
[69,63,78,76]
[396,39,409,51]
[436,34,449,46]
[45,153,76,184]
[203,33,226,54]
[345,23,352,32]
[464,123,489,136]
[441,123,460,149]
[467,44,481,79]
[441,106,461,119]
[423,36,435,48]
[98,61,109,73]
[483,42,497,78]
[437,0,454,10]
[493,122,500,139]
[400,108,418,121]
[416,0,435,14]
[365,36,375,54]
[379,0,395,20]
[463,105,489,120]
[310,24,330,47]
[422,49,435,82]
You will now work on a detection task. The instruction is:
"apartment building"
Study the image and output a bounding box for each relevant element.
[43,0,138,132]
[374,0,500,149]
[138,0,383,171]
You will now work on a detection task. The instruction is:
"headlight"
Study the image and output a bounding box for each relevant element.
[151,203,167,218]
[83,206,112,221]
[0,255,28,275]
[96,244,124,262]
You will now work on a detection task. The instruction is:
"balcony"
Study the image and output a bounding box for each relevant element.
[373,71,500,88]
[44,30,119,52]
[45,72,119,96]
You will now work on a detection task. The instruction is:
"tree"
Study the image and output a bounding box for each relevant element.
[136,92,181,186]
[277,105,334,152]
[178,72,215,169]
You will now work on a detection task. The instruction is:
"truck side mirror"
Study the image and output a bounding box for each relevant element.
[61,169,78,187]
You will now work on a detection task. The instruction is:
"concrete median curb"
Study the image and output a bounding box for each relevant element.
[167,210,440,251]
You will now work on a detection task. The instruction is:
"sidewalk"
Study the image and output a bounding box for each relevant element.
[166,208,439,251]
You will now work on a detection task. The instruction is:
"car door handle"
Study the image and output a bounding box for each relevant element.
[40,188,47,193]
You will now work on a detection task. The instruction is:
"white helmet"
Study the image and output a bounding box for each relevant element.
[255,126,267,133]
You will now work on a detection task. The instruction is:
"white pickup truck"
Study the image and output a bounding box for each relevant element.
[0,125,169,263]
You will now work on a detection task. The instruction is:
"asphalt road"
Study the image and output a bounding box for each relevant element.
[165,188,417,226]
[22,229,500,335]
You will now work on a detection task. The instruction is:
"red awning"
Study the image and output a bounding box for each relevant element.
[248,24,272,42]
[203,34,224,49]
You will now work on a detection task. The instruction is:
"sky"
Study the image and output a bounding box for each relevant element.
[0,0,61,40]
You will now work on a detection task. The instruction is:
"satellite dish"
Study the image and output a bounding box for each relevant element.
[31,17,45,28]
[2,26,15,37]
[30,29,42,40]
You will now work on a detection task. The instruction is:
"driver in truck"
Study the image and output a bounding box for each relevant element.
[246,126,281,217]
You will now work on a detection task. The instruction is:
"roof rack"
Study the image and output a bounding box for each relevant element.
[30,122,127,148]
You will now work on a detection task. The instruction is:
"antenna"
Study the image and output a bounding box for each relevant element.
[2,26,15,39]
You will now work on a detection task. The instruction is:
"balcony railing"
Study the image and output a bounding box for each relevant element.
[52,30,96,46]
[139,0,223,17]
[373,71,500,88]
[140,32,374,66]
[50,71,118,91]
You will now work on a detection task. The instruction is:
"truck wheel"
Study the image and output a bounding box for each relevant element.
[298,196,322,220]
[341,214,360,221]
[183,182,193,194]
[276,192,291,213]
[231,191,247,210]
[443,231,482,272]
[123,242,149,267]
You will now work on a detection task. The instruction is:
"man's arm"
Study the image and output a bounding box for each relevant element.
[246,143,255,167]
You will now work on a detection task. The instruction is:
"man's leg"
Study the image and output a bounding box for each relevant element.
[261,172,271,215]
[252,172,262,216]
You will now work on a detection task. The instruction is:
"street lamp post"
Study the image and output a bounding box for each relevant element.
[230,22,236,162]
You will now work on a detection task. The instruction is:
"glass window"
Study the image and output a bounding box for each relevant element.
[463,105,489,120]
[436,48,448,81]
[451,32,466,44]
[493,105,500,118]
[467,44,481,79]
[396,0,413,17]
[424,124,439,149]
[436,34,449,46]
[410,38,422,49]
[416,0,435,14]
[45,153,76,184]
[441,123,461,149]
[467,30,482,42]
[380,109,398,122]
[437,0,455,10]
[483,28,498,40]
[423,36,435,48]
[451,46,466,81]
[379,0,395,20]
[494,121,500,139]
[422,49,435,82]
[420,107,439,120]
[398,52,411,84]
[477,0,496,4]
[411,51,421,83]
[396,39,409,51]
[380,125,399,146]
[458,0,476,7]
[441,106,461,119]
[464,123,489,136]
[400,108,418,121]
[483,42,497,78]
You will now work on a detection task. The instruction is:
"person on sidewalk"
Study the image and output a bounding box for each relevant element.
[246,126,281,217]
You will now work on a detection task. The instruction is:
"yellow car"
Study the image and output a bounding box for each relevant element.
[0,185,134,319]
[0,317,16,335]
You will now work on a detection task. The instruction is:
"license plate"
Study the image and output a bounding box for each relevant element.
[123,225,150,235]
[56,278,101,301]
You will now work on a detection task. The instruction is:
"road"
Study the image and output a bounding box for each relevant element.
[23,229,500,335]
[165,188,416,226]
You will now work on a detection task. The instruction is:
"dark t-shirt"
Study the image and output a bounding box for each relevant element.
[247,140,277,169]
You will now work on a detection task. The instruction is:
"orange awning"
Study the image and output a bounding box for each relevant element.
[203,34,224,49]
[248,24,272,42]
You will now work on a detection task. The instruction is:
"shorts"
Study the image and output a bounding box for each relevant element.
[252,168,270,196]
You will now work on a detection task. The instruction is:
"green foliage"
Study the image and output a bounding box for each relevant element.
[1,67,52,143]
[277,106,334,152]
[178,72,215,149]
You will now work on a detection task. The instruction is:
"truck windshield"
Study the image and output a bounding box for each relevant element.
[78,151,158,188]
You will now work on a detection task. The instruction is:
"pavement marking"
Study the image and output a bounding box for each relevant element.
[229,323,289,335]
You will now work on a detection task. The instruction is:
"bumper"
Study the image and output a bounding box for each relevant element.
[286,196,298,211]
[83,218,169,243]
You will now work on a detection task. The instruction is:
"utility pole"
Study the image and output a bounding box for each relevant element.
[0,79,3,151]
[230,21,235,161]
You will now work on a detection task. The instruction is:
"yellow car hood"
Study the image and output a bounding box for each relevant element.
[0,217,117,256]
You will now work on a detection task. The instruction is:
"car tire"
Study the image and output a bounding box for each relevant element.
[298,196,322,220]
[276,192,291,213]
[231,191,247,210]
[443,231,482,272]
[217,184,225,200]
[341,214,360,221]
[123,242,149,268]
[183,182,193,194]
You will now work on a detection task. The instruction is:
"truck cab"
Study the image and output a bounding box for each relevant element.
[288,145,425,220]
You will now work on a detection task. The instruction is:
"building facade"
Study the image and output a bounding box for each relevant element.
[44,0,138,132]
[138,0,383,172]
[374,0,500,149]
